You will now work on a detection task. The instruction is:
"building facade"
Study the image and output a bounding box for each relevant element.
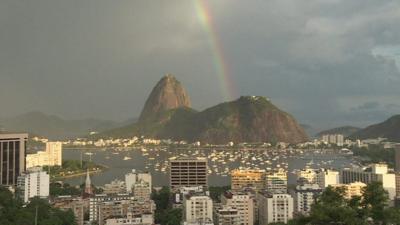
[332,182,367,199]
[170,158,208,190]
[215,206,240,225]
[315,169,339,188]
[292,184,322,215]
[258,192,294,225]
[17,167,50,203]
[221,191,254,225]
[125,169,152,193]
[0,133,28,186]
[265,169,287,194]
[183,194,213,224]
[231,169,265,191]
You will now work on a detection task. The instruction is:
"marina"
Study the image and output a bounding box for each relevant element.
[63,146,356,187]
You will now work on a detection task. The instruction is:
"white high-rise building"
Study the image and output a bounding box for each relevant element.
[221,192,254,225]
[258,192,294,225]
[321,134,344,146]
[26,142,62,168]
[17,167,50,203]
[183,194,213,225]
[125,169,152,193]
[315,169,339,188]
[292,184,322,215]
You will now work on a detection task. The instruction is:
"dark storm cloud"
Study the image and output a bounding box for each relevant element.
[1,0,400,129]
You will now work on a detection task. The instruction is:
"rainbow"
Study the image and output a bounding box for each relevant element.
[194,0,237,101]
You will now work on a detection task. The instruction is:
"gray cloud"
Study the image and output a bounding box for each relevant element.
[1,0,400,130]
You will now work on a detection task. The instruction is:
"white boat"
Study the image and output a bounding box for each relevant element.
[123,156,132,160]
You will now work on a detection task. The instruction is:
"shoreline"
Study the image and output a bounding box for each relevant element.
[51,163,109,180]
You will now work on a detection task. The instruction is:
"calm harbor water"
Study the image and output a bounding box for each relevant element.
[63,147,354,187]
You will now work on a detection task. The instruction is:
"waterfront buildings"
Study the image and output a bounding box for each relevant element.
[231,169,265,191]
[340,164,396,199]
[258,192,294,225]
[125,169,152,193]
[170,157,208,190]
[322,134,344,146]
[183,193,213,225]
[292,184,322,216]
[265,169,287,194]
[17,167,50,203]
[221,191,254,225]
[26,142,62,168]
[0,133,28,186]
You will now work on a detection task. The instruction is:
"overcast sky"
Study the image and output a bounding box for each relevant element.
[1,0,400,129]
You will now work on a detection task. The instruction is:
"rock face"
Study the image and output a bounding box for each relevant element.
[161,96,309,144]
[139,74,191,122]
[349,115,400,141]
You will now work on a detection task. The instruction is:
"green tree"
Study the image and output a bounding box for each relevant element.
[307,186,365,225]
[361,181,389,224]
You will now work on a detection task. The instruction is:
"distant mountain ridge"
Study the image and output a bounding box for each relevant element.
[0,111,129,139]
[98,75,309,144]
[349,115,400,141]
[317,126,361,137]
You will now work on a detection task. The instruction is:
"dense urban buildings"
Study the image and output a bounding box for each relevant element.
[17,167,50,203]
[170,157,208,190]
[26,141,62,168]
[0,133,28,186]
[340,164,396,199]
